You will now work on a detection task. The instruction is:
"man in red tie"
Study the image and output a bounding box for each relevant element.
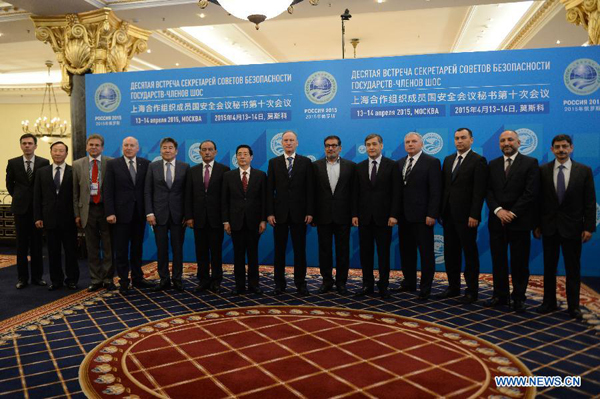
[73,134,114,292]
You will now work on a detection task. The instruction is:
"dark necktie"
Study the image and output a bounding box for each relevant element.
[242,171,248,193]
[204,164,210,191]
[287,157,293,178]
[166,162,173,189]
[557,165,566,204]
[54,166,61,193]
[129,160,136,183]
[91,159,100,204]
[370,160,377,184]
[26,161,33,182]
[505,158,512,178]
[451,155,463,182]
[404,157,414,183]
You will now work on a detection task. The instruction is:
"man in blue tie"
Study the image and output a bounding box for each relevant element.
[534,134,596,319]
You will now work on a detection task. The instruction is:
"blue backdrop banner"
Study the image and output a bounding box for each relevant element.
[86,46,600,277]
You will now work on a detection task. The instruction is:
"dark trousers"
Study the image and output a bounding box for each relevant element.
[15,209,44,282]
[231,223,261,290]
[85,203,113,284]
[193,225,224,288]
[358,222,392,290]
[46,226,79,286]
[317,223,350,288]
[489,228,530,302]
[273,221,307,289]
[398,221,436,294]
[114,215,146,287]
[154,217,185,284]
[542,233,582,310]
[443,216,480,296]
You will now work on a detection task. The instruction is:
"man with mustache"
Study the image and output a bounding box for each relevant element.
[534,134,595,319]
[485,130,540,313]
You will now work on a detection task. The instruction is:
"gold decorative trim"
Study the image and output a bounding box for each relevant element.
[562,0,600,44]
[499,0,562,50]
[154,28,231,67]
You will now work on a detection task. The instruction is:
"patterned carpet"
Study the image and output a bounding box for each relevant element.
[0,263,599,398]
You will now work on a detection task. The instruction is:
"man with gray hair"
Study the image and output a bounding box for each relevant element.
[396,132,442,301]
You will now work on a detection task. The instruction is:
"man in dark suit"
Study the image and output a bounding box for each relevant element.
[534,134,596,319]
[6,133,49,289]
[104,136,154,294]
[222,145,267,295]
[267,130,314,296]
[353,133,399,299]
[73,134,114,292]
[313,135,356,295]
[397,132,442,301]
[438,128,488,304]
[33,141,79,290]
[486,130,540,313]
[185,140,230,293]
[145,137,189,291]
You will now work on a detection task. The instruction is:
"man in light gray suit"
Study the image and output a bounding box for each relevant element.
[73,134,114,292]
[145,137,189,291]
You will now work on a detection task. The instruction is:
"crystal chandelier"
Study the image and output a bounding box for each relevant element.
[21,61,69,142]
[198,0,319,30]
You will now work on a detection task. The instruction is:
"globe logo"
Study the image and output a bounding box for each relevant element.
[358,145,367,154]
[305,71,338,105]
[94,83,121,113]
[231,153,239,168]
[188,143,203,164]
[516,128,538,155]
[434,235,444,265]
[270,132,284,156]
[596,203,600,226]
[422,132,443,155]
[152,155,163,162]
[307,155,317,162]
[564,59,600,95]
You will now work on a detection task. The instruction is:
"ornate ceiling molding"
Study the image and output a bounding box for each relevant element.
[499,0,562,50]
[84,0,197,11]
[154,28,231,67]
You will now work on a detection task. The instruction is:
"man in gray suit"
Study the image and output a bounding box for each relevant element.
[73,134,114,292]
[145,137,189,291]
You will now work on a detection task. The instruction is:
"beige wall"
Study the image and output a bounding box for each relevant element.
[0,102,72,192]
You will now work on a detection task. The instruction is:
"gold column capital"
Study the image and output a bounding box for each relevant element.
[561,0,600,45]
[30,8,152,95]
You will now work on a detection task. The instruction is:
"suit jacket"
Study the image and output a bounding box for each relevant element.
[6,155,50,215]
[538,159,596,239]
[312,158,356,225]
[184,161,230,228]
[487,152,540,231]
[72,155,112,228]
[222,168,267,231]
[441,151,488,222]
[33,164,76,230]
[355,156,400,226]
[398,153,442,223]
[104,156,150,224]
[144,160,189,226]
[266,154,314,223]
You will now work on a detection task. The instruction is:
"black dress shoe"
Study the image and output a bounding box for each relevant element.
[231,288,245,296]
[513,300,526,313]
[272,287,285,296]
[67,283,78,290]
[173,281,184,292]
[211,285,222,294]
[119,285,130,295]
[32,279,47,286]
[132,279,156,289]
[417,291,430,301]
[380,289,392,299]
[297,287,310,296]
[337,285,349,295]
[195,284,210,293]
[249,286,263,295]
[535,303,558,314]
[436,288,460,299]
[48,284,63,291]
[16,281,28,289]
[316,284,333,294]
[457,294,477,304]
[88,283,103,292]
[153,282,171,292]
[104,282,117,291]
[484,297,508,307]
[568,308,583,319]
[354,287,374,297]
[393,285,417,293]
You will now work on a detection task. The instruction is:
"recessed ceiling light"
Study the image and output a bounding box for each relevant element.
[175,63,180,66]
[146,49,152,53]
[198,13,206,18]
[0,33,4,37]
[556,40,561,44]
[376,0,385,3]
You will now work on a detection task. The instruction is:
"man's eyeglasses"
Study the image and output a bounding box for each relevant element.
[325,144,339,149]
